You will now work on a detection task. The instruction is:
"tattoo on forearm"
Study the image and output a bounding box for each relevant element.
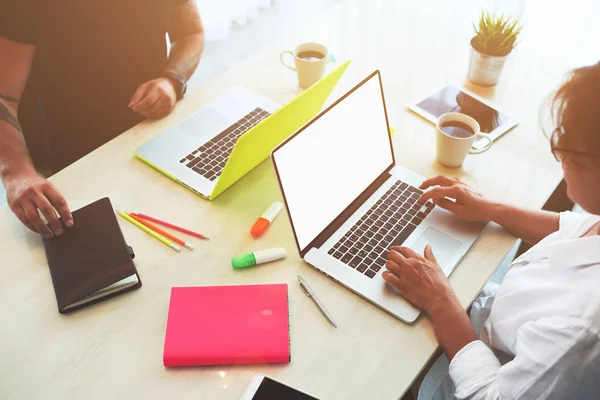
[168,48,201,79]
[168,0,203,41]
[0,101,22,133]
[0,92,19,103]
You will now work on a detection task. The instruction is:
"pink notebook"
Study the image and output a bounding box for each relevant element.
[163,284,290,367]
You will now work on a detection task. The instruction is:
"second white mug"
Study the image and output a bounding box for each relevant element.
[280,42,329,89]
[436,112,492,168]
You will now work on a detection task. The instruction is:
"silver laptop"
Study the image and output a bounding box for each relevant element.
[135,86,280,199]
[134,61,350,200]
[271,71,486,323]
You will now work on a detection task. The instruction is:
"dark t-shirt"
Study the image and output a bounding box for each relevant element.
[1,0,183,171]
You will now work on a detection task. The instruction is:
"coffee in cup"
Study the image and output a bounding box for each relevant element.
[436,112,492,168]
[280,43,329,89]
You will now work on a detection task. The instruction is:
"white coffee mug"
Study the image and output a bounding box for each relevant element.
[280,42,328,89]
[436,112,492,168]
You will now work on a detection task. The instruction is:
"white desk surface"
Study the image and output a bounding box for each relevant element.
[2,0,599,399]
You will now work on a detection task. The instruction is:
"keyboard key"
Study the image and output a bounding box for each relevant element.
[333,251,343,259]
[399,182,408,191]
[341,254,353,264]
[369,251,380,260]
[348,247,359,256]
[417,211,427,219]
[358,249,369,258]
[357,262,369,273]
[384,222,394,231]
[375,257,386,267]
[384,233,396,243]
[370,264,382,272]
[363,244,374,253]
[187,158,201,168]
[412,216,423,225]
[349,234,359,242]
[374,233,383,241]
[365,269,377,278]
[359,236,369,244]
[368,239,378,247]
[374,245,385,255]
[391,223,418,247]
[349,257,361,268]
[339,245,349,253]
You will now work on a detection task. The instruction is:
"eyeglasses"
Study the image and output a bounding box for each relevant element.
[551,145,600,163]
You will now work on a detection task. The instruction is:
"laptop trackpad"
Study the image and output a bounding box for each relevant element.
[410,228,462,270]
[179,109,232,140]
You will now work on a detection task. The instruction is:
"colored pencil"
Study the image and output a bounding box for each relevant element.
[132,212,208,239]
[116,210,181,252]
[128,213,193,250]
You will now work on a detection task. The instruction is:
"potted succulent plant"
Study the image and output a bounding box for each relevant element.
[468,11,522,86]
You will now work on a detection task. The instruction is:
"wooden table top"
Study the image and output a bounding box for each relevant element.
[1,0,598,399]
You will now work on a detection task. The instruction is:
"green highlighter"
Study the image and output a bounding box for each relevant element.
[231,248,287,268]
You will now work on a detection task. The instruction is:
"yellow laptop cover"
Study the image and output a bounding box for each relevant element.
[209,60,351,200]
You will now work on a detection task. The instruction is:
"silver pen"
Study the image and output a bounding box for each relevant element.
[297,275,337,328]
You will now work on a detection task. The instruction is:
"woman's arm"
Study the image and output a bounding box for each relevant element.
[384,247,600,400]
[485,203,558,246]
[419,176,559,246]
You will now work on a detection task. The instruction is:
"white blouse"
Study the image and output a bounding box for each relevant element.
[449,211,600,399]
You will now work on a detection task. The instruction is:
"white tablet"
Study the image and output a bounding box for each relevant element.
[407,85,518,150]
[241,374,319,400]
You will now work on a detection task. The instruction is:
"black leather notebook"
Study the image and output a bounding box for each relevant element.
[42,197,141,313]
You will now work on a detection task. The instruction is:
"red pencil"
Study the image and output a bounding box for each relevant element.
[132,212,208,239]
[128,213,194,250]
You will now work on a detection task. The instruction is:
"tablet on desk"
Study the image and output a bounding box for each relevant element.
[407,85,518,150]
[241,375,319,400]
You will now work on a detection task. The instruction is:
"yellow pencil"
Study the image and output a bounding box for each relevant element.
[116,210,181,252]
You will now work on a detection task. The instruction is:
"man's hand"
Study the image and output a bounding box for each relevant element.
[129,77,177,119]
[383,245,456,316]
[4,170,73,239]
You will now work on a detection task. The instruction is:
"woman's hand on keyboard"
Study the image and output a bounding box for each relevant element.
[383,245,455,316]
[418,176,494,222]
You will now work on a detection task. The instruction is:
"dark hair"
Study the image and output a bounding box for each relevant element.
[547,62,600,153]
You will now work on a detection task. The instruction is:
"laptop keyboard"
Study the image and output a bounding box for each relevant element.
[327,180,434,279]
[179,107,271,181]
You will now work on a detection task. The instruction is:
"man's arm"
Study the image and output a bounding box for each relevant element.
[129,0,204,118]
[165,0,205,80]
[0,37,73,238]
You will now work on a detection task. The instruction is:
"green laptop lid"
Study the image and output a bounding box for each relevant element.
[209,60,351,200]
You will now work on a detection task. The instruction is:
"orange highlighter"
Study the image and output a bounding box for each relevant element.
[251,201,283,238]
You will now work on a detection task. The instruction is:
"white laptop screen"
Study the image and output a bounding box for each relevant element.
[273,73,394,253]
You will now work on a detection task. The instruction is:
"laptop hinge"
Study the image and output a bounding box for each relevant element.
[301,166,393,258]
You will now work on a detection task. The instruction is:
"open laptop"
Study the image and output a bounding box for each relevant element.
[271,71,486,323]
[135,61,350,200]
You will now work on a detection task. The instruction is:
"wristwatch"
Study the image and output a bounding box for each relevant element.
[162,71,187,100]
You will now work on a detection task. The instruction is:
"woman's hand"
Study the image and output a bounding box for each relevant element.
[419,176,494,222]
[382,245,456,316]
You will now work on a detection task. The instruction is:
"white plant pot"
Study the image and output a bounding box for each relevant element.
[467,44,509,86]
